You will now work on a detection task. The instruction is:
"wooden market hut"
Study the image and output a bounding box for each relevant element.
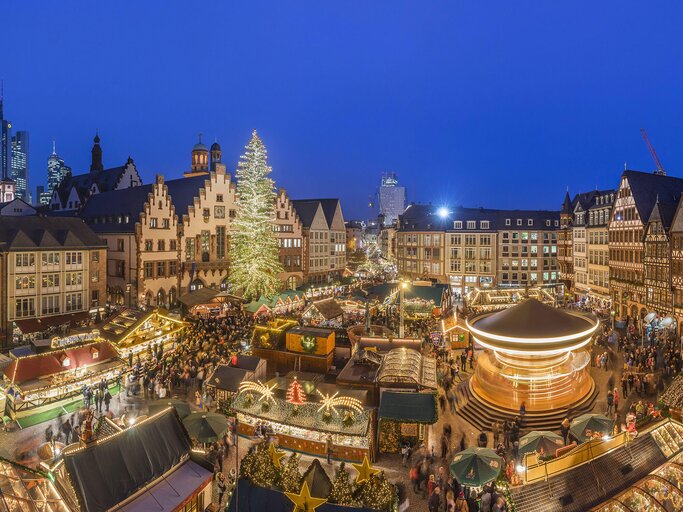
[302,298,345,327]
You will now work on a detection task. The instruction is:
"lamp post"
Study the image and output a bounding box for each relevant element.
[399,281,407,338]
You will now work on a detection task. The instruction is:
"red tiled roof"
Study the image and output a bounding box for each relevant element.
[4,340,120,385]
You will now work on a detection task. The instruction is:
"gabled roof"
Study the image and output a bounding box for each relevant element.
[205,364,250,392]
[647,198,678,231]
[79,174,209,233]
[304,298,344,320]
[56,164,134,206]
[4,340,120,385]
[291,200,323,228]
[60,408,192,512]
[561,191,572,214]
[318,199,341,228]
[0,216,106,251]
[301,459,332,499]
[624,170,683,222]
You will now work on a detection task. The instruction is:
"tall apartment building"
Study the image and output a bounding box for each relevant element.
[274,190,304,289]
[378,173,406,225]
[10,130,29,203]
[609,170,683,322]
[396,204,560,294]
[558,192,574,294]
[50,134,142,212]
[0,91,12,185]
[0,215,106,348]
[292,199,347,284]
[571,190,615,305]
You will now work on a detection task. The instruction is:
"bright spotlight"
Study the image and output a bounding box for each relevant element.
[437,207,449,218]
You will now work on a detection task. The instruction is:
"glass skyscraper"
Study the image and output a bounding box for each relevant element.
[10,130,29,202]
[42,140,71,205]
[378,172,406,225]
[0,92,10,182]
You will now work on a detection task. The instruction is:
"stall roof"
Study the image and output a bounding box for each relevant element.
[205,365,250,393]
[0,459,69,512]
[177,287,222,307]
[233,354,261,372]
[60,408,192,512]
[378,391,437,424]
[287,326,334,338]
[376,348,437,389]
[4,340,120,385]
[118,460,212,512]
[303,298,344,321]
[14,311,90,335]
[301,459,332,499]
[510,420,677,512]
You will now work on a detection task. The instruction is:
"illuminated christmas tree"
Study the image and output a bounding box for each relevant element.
[328,462,355,506]
[228,130,283,300]
[355,471,396,511]
[280,453,303,493]
[240,442,280,489]
[287,376,306,406]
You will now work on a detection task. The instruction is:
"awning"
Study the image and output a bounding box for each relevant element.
[378,391,437,424]
[14,311,90,335]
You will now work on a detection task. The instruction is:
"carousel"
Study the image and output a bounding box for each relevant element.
[466,298,599,416]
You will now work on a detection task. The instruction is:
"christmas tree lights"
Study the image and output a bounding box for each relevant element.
[228,130,283,300]
[287,376,306,406]
[328,462,355,506]
[280,453,303,493]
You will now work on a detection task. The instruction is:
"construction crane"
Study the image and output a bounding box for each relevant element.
[640,128,666,175]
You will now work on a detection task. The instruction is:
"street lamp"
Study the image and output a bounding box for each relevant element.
[399,281,408,338]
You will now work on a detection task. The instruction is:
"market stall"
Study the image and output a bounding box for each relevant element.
[1,339,123,418]
[252,324,335,374]
[98,308,186,360]
[231,377,374,462]
[377,391,437,453]
[302,298,344,328]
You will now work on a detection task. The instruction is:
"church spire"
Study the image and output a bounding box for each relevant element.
[90,131,103,174]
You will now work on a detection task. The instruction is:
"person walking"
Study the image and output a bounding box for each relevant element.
[492,420,500,447]
[325,435,333,464]
[454,490,469,512]
[428,486,441,512]
[606,389,614,416]
[613,387,619,413]
[560,418,571,445]
[104,389,112,412]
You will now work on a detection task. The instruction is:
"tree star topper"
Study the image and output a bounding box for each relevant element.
[352,455,380,484]
[285,481,327,512]
[268,442,286,468]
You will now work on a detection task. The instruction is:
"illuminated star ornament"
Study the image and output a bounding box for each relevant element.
[268,442,286,468]
[238,380,276,403]
[285,481,327,511]
[352,455,380,484]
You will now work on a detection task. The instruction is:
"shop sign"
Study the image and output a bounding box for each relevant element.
[430,331,443,346]
[51,330,100,348]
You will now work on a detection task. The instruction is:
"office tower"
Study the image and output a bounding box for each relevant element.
[0,84,10,181]
[42,140,71,205]
[378,172,406,225]
[10,130,29,202]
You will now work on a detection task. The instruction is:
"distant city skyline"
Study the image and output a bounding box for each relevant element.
[4,2,683,217]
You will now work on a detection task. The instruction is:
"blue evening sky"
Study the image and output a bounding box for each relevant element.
[2,1,683,219]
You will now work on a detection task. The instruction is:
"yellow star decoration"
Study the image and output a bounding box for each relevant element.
[352,455,380,484]
[268,442,286,468]
[285,481,327,512]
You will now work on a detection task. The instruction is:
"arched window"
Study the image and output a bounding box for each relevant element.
[145,291,153,307]
[157,288,166,307]
[190,279,204,292]
[168,287,177,306]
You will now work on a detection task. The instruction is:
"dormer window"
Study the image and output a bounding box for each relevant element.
[516,219,522,226]
[527,219,533,226]
[90,347,99,359]
[545,220,551,226]
[505,219,511,226]
[481,221,490,229]
[454,221,463,229]
[467,221,476,229]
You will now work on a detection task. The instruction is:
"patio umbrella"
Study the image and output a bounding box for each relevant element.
[183,412,230,443]
[148,399,192,419]
[518,431,564,457]
[569,413,614,443]
[449,447,502,487]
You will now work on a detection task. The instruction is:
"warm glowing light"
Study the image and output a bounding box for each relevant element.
[516,464,525,473]
[466,317,599,345]
[239,380,277,403]
[316,390,364,415]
